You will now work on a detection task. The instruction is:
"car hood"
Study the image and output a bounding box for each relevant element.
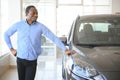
[74,46,120,80]
[75,46,120,72]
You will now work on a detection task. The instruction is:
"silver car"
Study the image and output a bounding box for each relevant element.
[62,14,120,80]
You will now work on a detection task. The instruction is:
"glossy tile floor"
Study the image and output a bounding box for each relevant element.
[0,49,63,80]
[0,60,63,80]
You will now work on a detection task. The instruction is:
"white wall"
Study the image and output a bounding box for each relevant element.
[1,0,21,52]
[0,0,1,54]
[8,0,21,25]
[9,0,21,66]
[1,0,21,65]
[8,0,21,66]
[1,0,9,55]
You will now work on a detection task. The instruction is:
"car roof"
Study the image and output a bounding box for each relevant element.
[78,14,120,21]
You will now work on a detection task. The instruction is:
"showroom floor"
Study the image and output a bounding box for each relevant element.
[0,60,62,80]
[0,48,63,80]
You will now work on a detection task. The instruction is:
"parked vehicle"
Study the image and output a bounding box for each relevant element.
[62,14,120,80]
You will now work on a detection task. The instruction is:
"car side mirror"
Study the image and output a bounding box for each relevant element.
[59,36,68,46]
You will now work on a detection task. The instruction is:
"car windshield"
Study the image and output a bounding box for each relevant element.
[74,15,120,46]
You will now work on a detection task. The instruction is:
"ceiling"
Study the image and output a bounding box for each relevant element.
[23,0,41,3]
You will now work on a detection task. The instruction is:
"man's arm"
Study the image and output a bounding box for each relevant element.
[4,24,17,56]
[41,24,74,55]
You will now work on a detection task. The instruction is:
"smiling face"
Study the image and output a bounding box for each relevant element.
[26,7,38,24]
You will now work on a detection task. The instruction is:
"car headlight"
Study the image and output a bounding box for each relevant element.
[66,55,106,80]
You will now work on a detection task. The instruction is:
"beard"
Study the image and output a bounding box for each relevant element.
[31,17,38,22]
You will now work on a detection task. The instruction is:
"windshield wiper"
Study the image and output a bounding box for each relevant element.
[76,43,98,48]
[76,43,120,48]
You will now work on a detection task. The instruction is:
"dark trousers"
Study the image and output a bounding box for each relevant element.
[17,57,37,80]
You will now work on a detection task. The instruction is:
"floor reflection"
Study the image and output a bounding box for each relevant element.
[0,60,62,80]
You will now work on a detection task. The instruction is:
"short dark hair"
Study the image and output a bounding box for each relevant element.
[25,5,36,13]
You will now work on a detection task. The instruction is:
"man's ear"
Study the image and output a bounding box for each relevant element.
[26,12,28,16]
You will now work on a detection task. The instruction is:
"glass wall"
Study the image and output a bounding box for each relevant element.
[57,0,112,36]
[0,0,9,56]
[0,0,21,57]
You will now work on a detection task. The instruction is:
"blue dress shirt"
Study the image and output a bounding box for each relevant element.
[4,20,66,60]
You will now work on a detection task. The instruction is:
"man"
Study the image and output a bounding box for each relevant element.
[4,5,72,80]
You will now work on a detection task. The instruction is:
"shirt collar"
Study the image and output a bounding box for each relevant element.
[25,19,37,25]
